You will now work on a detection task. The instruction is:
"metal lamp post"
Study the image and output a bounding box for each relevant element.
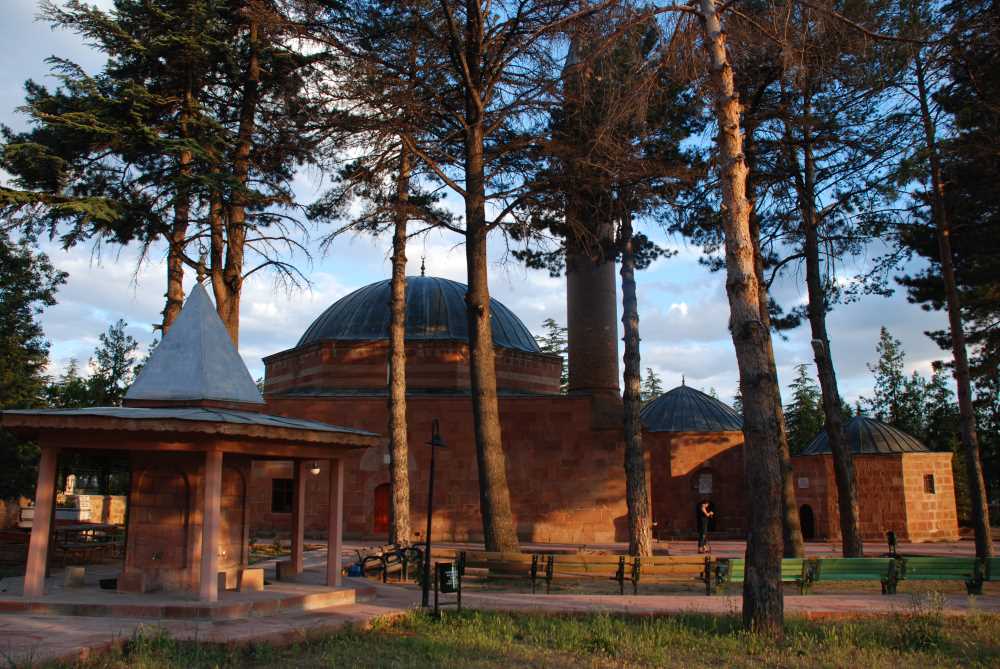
[421,419,446,607]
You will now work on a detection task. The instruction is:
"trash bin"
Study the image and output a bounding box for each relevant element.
[437,561,459,594]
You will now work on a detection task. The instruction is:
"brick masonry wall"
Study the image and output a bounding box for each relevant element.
[646,431,746,537]
[124,452,250,594]
[791,453,959,543]
[253,394,630,544]
[901,452,960,542]
[263,340,563,396]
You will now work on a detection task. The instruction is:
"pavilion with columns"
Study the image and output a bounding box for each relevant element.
[1,283,379,603]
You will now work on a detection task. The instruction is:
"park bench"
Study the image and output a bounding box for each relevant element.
[812,557,897,594]
[354,543,422,582]
[897,556,979,595]
[460,550,550,593]
[715,558,814,595]
[631,556,714,595]
[547,553,628,594]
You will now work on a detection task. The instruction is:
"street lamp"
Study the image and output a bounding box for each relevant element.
[421,418,446,607]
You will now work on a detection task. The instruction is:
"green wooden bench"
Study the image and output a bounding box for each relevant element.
[813,557,897,594]
[632,556,714,595]
[715,558,814,594]
[460,550,550,594]
[898,556,979,595]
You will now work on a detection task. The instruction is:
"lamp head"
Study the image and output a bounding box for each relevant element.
[426,418,446,448]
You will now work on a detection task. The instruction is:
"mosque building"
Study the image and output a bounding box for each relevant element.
[250,273,960,545]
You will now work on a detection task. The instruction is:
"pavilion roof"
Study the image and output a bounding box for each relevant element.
[0,406,380,450]
[125,283,264,406]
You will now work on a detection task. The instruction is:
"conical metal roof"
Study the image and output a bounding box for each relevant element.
[640,384,743,433]
[297,276,541,354]
[801,415,929,455]
[125,283,264,405]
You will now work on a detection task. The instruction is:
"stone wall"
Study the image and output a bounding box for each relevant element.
[253,393,629,544]
[263,340,563,396]
[791,452,960,543]
[646,431,745,537]
[901,452,960,542]
[123,452,250,593]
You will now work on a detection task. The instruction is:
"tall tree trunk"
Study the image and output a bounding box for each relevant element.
[799,126,864,558]
[217,12,262,347]
[162,92,195,333]
[620,215,653,557]
[164,221,187,333]
[915,55,993,557]
[697,0,783,636]
[745,118,804,558]
[462,2,519,552]
[387,146,412,545]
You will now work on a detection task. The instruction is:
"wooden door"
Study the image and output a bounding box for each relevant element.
[373,483,390,535]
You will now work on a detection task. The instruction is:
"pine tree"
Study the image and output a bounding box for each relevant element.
[784,364,825,455]
[2,1,322,344]
[0,231,66,499]
[641,368,664,403]
[45,359,94,409]
[894,0,996,557]
[89,319,139,406]
[535,318,569,392]
[865,326,909,424]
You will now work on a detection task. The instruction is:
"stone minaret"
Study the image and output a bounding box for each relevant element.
[566,242,620,398]
[561,20,621,407]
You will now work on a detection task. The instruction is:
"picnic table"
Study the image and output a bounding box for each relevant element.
[52,523,123,564]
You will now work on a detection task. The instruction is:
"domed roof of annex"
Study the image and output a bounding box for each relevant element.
[801,415,930,455]
[640,384,744,433]
[296,276,542,354]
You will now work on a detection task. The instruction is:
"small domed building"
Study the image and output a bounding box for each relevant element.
[791,416,959,542]
[641,385,746,538]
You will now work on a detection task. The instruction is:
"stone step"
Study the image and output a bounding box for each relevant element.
[0,585,376,620]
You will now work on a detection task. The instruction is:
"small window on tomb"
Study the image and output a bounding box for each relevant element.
[697,470,713,495]
[272,478,294,513]
[923,474,936,495]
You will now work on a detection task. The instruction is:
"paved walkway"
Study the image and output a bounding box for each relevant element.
[3,543,1000,666]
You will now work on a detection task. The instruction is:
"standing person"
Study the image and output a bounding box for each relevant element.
[698,501,715,553]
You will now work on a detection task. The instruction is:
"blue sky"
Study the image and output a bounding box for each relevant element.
[1,0,952,406]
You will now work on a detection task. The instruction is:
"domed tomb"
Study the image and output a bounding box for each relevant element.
[264,276,562,395]
[640,384,743,433]
[801,415,930,455]
[640,384,747,538]
[298,276,541,352]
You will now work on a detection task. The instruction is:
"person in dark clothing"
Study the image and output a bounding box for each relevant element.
[697,501,714,553]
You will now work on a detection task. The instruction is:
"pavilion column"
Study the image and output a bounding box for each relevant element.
[24,447,58,598]
[290,459,308,576]
[199,450,223,602]
[326,458,344,587]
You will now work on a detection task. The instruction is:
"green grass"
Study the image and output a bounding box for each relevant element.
[38,597,1000,669]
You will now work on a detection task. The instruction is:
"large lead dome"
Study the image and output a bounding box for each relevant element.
[297,276,541,353]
